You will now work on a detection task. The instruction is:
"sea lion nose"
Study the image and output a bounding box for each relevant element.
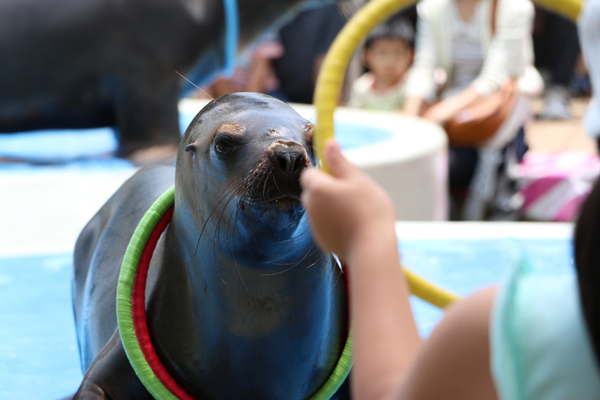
[275,147,307,178]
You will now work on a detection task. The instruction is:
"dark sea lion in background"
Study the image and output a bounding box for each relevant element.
[72,93,350,399]
[0,0,339,164]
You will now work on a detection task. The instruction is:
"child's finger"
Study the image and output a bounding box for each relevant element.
[300,166,318,190]
[300,169,325,211]
[300,166,333,192]
[324,139,357,179]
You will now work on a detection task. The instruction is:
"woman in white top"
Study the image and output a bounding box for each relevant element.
[403,0,537,123]
[403,0,542,215]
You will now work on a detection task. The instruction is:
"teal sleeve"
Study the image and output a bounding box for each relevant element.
[490,259,600,400]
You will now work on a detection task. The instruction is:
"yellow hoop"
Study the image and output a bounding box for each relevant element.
[532,0,582,21]
[313,0,582,308]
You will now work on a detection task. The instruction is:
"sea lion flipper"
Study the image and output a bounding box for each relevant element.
[74,331,152,400]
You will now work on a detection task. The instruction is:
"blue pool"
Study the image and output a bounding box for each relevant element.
[0,111,393,164]
[0,237,573,399]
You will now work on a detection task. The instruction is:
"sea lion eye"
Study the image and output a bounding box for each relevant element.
[213,135,238,157]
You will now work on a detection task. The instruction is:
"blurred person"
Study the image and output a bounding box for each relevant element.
[579,0,600,151]
[533,8,580,120]
[403,0,539,122]
[402,0,542,215]
[196,36,285,100]
[272,4,347,104]
[348,18,414,111]
[301,139,600,400]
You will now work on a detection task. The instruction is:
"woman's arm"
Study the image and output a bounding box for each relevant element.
[245,40,284,93]
[471,0,534,96]
[245,57,270,93]
[419,0,533,125]
[207,78,234,98]
[404,1,439,109]
[422,86,481,125]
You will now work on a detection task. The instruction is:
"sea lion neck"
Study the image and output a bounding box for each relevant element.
[148,210,348,400]
[166,190,318,273]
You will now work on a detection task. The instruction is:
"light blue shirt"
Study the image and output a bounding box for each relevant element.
[491,260,600,400]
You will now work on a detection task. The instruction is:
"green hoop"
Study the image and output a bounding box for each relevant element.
[115,185,352,399]
[116,185,178,400]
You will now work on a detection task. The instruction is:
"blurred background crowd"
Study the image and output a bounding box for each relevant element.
[190,0,598,221]
[1,0,598,223]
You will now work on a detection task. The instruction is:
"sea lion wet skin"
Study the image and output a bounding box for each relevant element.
[72,93,350,399]
[0,0,337,162]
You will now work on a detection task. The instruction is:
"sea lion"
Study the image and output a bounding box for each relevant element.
[71,93,350,399]
[0,0,339,163]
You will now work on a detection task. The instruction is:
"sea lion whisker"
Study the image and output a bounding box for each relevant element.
[213,185,243,252]
[261,169,273,202]
[293,244,321,266]
[260,240,321,268]
[213,183,259,290]
[211,183,246,267]
[331,266,343,287]
[241,221,292,256]
[290,222,312,242]
[175,71,241,126]
[230,203,249,290]
[327,257,341,282]
[193,177,246,259]
[242,219,308,253]
[260,264,299,276]
[305,252,326,270]
[193,184,241,285]
[272,175,285,198]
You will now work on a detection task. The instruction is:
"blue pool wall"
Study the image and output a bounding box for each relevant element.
[0,237,574,399]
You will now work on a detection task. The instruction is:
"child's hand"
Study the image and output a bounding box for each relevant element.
[300,139,396,261]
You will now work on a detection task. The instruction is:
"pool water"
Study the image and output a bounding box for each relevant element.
[0,237,573,399]
[402,238,574,335]
[0,112,392,163]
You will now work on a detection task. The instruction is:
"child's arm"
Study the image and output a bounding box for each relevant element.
[300,140,421,400]
[403,96,426,116]
[300,140,498,400]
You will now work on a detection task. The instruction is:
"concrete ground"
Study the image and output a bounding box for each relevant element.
[527,97,597,153]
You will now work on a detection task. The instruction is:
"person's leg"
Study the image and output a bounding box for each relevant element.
[448,147,479,219]
[449,147,479,191]
[513,127,528,162]
[548,12,580,89]
[542,12,580,120]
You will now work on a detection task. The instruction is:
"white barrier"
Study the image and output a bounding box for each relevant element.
[180,99,449,220]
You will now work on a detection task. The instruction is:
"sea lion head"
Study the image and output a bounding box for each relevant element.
[174,93,317,265]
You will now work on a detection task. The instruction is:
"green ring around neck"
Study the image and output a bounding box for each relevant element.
[115,185,353,400]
